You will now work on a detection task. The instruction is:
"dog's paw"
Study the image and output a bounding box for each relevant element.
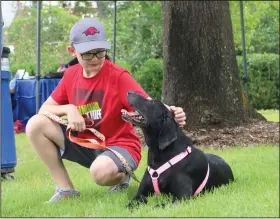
[153,203,166,209]
[126,200,142,211]
[126,201,135,210]
[126,202,132,209]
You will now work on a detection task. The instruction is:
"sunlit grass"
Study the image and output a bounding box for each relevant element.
[1,133,278,217]
[258,109,279,122]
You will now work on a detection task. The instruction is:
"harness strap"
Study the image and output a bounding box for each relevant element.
[148,146,210,196]
[41,111,141,184]
[151,179,161,196]
[194,163,210,197]
[148,146,192,195]
[149,146,192,176]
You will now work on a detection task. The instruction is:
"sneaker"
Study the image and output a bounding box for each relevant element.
[45,187,80,204]
[108,175,131,192]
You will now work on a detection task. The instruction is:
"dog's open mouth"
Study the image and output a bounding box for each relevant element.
[121,109,147,126]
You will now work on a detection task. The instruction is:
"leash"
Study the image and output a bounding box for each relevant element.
[147,146,210,196]
[41,111,141,184]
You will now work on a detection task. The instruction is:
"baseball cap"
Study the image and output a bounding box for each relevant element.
[70,18,111,53]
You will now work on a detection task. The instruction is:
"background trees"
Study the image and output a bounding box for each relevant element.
[6,5,79,75]
[229,1,279,54]
[4,1,279,110]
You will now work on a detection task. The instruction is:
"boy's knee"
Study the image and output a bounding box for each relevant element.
[25,114,48,137]
[90,156,119,186]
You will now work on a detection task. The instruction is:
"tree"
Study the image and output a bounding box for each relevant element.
[161,1,264,130]
[72,0,96,17]
[229,1,279,55]
[7,6,80,75]
[31,1,37,8]
[102,1,163,73]
[250,1,279,54]
[95,1,113,20]
[57,1,69,9]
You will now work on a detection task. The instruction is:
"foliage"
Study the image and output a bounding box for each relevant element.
[100,1,279,73]
[129,53,279,110]
[4,1,279,110]
[133,58,163,100]
[250,3,279,54]
[72,0,95,17]
[115,59,132,73]
[95,1,114,20]
[110,1,278,109]
[57,1,71,9]
[237,53,279,110]
[101,1,163,73]
[6,6,79,76]
[229,1,279,55]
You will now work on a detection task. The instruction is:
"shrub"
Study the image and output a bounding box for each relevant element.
[115,59,132,73]
[133,58,163,100]
[131,54,279,110]
[237,53,279,109]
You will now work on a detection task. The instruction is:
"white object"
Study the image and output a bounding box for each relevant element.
[16,69,29,79]
[1,57,10,71]
[23,71,29,79]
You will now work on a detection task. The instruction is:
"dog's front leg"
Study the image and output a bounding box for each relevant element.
[126,170,153,209]
[168,175,193,204]
[171,190,192,204]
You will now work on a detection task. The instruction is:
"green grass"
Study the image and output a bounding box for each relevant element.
[1,132,279,217]
[258,109,279,122]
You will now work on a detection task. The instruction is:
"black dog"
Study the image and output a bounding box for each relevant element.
[122,91,234,208]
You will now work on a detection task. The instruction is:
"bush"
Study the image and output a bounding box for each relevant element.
[133,58,163,100]
[131,54,279,110]
[9,62,36,76]
[237,53,279,109]
[115,59,132,73]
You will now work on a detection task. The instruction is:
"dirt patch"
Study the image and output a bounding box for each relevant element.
[134,120,279,148]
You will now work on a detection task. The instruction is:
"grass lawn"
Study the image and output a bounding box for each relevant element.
[258,109,279,122]
[1,110,279,217]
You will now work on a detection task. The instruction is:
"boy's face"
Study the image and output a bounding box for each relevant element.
[68,46,106,74]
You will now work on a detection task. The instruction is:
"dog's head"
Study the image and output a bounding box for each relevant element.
[122,91,178,150]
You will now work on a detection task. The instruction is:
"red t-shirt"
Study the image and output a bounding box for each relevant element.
[51,59,149,165]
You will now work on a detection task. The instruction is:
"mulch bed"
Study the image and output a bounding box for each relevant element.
[134,120,279,148]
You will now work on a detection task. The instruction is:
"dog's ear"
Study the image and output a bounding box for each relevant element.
[158,116,178,150]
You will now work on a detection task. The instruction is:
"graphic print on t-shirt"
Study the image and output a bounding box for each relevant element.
[74,88,104,128]
[78,102,102,119]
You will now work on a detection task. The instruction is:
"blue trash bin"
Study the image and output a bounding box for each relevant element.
[1,48,17,176]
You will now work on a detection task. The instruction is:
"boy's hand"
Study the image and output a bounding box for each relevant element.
[67,105,86,132]
[168,106,186,127]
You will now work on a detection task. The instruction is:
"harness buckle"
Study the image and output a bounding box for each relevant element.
[151,171,159,179]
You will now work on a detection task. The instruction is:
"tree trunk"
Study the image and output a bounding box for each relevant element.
[162,1,265,130]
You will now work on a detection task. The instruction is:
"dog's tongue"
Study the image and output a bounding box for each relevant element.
[121,109,140,117]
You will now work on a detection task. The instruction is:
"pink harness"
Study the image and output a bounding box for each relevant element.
[148,146,210,196]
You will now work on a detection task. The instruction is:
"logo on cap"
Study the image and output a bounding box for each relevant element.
[83,27,100,36]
